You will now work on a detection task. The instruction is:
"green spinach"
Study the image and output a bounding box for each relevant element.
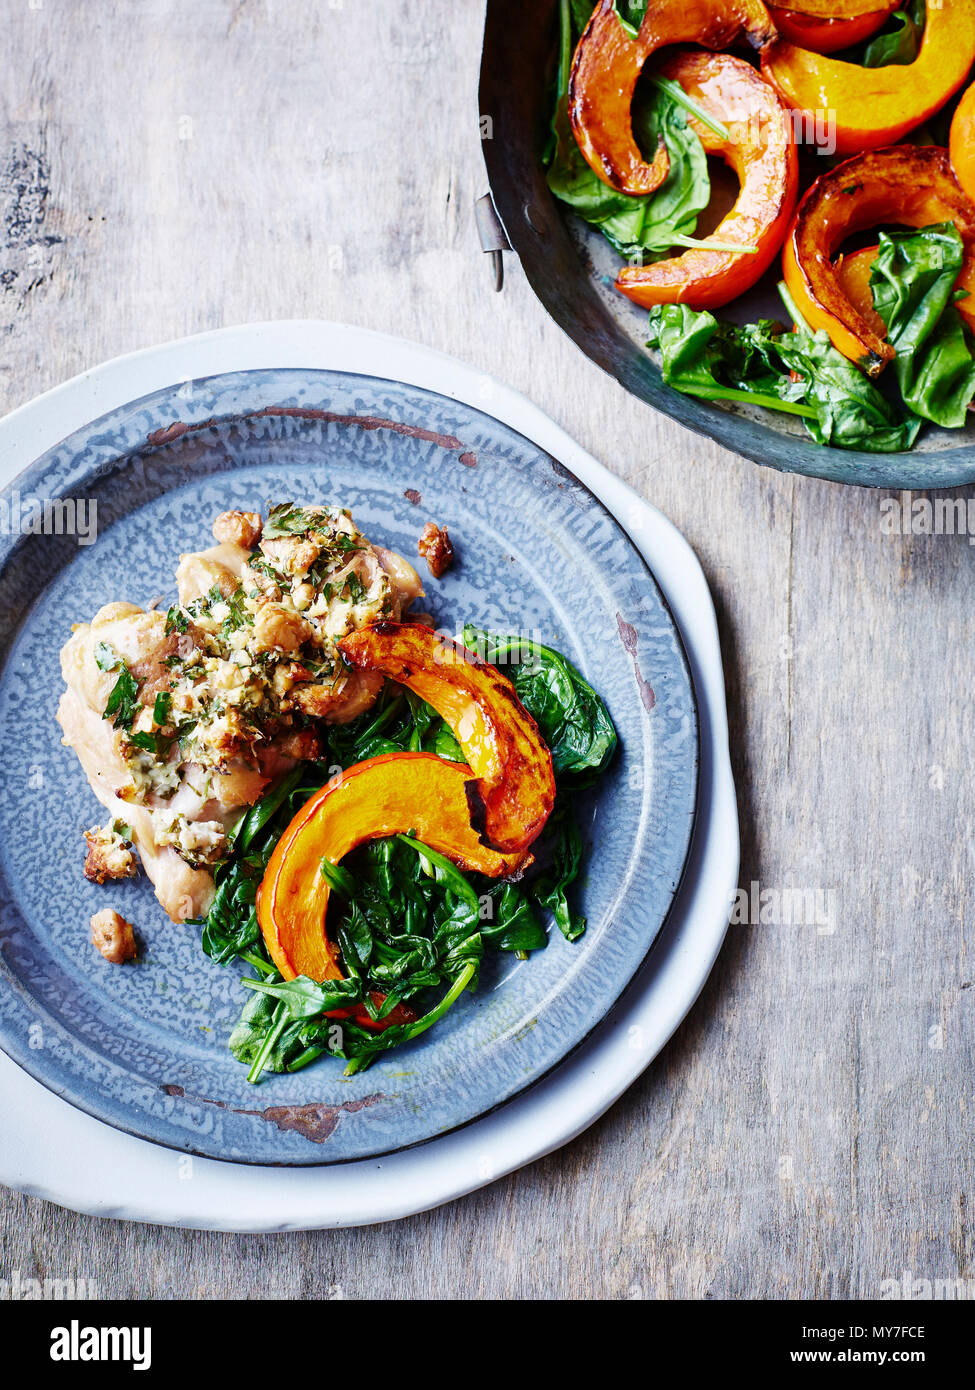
[868,223,975,429]
[646,304,819,419]
[645,288,926,452]
[462,625,617,784]
[532,802,588,943]
[774,286,924,452]
[861,0,925,68]
[198,632,616,1079]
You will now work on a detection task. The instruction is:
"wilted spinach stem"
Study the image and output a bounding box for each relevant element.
[343,960,477,1077]
[247,1001,288,1085]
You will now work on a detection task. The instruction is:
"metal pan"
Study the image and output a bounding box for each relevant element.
[478,0,975,489]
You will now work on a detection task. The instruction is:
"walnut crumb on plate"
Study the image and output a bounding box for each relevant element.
[91,908,138,964]
[418,522,454,579]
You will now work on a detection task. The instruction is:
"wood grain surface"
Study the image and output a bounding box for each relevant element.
[0,1,972,1300]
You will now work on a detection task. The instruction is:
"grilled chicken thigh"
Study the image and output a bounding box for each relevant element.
[58,505,422,923]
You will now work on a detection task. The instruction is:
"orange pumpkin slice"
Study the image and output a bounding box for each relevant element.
[339,622,556,855]
[568,0,776,195]
[782,146,975,373]
[950,81,975,206]
[616,50,798,311]
[766,3,897,53]
[763,0,975,156]
[257,751,526,984]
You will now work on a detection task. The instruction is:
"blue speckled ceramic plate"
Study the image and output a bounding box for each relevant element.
[0,367,697,1165]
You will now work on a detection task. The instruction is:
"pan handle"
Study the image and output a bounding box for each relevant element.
[474,192,512,292]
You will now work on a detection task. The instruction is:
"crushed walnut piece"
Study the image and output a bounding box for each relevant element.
[84,821,138,884]
[211,510,263,549]
[418,522,454,579]
[90,908,138,964]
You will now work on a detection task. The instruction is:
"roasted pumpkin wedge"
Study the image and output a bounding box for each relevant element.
[568,0,776,196]
[763,0,975,155]
[950,82,975,207]
[766,2,897,53]
[339,622,556,855]
[836,241,975,343]
[616,51,798,311]
[257,751,526,984]
[834,246,886,341]
[770,0,895,14]
[782,146,975,373]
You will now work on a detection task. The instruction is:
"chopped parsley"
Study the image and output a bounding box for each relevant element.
[129,729,166,754]
[309,546,359,590]
[330,533,362,556]
[301,653,337,679]
[263,503,319,538]
[199,585,225,615]
[153,691,172,727]
[248,555,283,583]
[103,663,140,730]
[94,642,121,671]
[221,585,251,636]
[345,573,366,603]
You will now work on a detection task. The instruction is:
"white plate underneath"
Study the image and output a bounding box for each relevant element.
[0,322,738,1231]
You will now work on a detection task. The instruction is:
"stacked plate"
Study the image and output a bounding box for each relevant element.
[0,324,736,1226]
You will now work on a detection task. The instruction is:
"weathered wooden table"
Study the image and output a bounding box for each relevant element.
[0,1,971,1300]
